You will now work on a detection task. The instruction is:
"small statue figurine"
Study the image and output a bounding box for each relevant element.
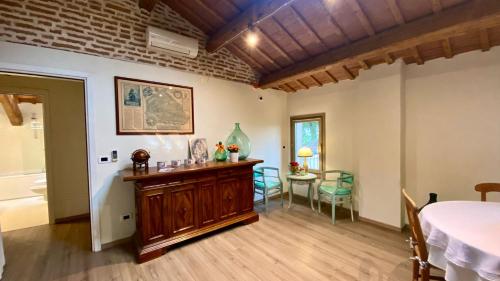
[131,149,150,171]
[214,141,227,161]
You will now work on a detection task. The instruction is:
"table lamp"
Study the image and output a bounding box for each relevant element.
[297,147,313,173]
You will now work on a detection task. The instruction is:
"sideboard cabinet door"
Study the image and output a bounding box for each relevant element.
[170,183,198,236]
[139,188,169,244]
[239,174,254,213]
[219,178,239,219]
[198,180,218,227]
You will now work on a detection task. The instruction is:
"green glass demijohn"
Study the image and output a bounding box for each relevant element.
[225,123,251,160]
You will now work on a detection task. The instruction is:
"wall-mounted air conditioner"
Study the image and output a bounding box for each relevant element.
[146,26,199,59]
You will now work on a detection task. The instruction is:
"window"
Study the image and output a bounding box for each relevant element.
[290,113,325,173]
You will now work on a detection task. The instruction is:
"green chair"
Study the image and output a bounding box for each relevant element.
[253,167,284,211]
[317,170,354,224]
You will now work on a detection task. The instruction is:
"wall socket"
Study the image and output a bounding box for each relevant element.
[121,213,132,221]
[98,156,111,164]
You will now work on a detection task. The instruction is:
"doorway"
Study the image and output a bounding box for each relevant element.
[0,94,48,231]
[0,73,90,238]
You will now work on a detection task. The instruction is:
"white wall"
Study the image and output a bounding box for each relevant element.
[0,41,287,246]
[288,81,356,180]
[405,48,500,204]
[288,48,500,229]
[354,64,403,227]
[288,62,404,228]
[0,103,45,176]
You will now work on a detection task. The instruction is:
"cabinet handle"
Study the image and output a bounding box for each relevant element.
[183,207,187,212]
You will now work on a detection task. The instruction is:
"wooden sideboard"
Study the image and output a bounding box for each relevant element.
[121,159,262,263]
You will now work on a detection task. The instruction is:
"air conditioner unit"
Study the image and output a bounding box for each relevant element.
[146,26,199,59]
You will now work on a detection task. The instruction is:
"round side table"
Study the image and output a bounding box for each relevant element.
[286,173,317,211]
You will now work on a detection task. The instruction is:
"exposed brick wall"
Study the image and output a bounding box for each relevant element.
[0,0,258,84]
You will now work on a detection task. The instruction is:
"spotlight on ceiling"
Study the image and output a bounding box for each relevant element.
[322,0,337,9]
[245,29,259,48]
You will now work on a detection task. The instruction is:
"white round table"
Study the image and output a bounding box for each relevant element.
[287,173,317,211]
[419,201,500,281]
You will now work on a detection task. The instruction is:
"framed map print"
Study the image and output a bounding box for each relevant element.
[115,76,194,135]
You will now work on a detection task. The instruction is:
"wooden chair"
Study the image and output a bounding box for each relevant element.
[402,189,445,281]
[474,183,500,201]
[317,170,354,224]
[253,167,284,212]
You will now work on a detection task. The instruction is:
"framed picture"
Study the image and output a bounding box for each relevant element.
[115,76,194,135]
[189,138,208,163]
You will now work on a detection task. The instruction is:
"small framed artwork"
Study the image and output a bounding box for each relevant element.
[115,76,194,135]
[189,138,208,163]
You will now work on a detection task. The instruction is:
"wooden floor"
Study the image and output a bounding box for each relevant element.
[1,199,412,281]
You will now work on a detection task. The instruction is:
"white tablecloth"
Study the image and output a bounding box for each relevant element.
[419,201,500,281]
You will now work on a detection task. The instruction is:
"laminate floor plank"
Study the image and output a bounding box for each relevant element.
[1,199,411,281]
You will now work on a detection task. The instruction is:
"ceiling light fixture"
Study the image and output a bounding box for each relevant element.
[245,25,259,48]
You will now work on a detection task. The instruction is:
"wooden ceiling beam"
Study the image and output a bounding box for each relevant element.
[193,0,227,25]
[288,5,329,49]
[411,46,424,65]
[310,75,323,87]
[384,53,395,64]
[229,45,270,73]
[479,29,491,51]
[385,0,405,25]
[16,95,42,104]
[206,0,296,53]
[271,16,311,56]
[319,0,351,44]
[258,0,500,89]
[252,46,284,69]
[138,0,159,12]
[283,83,296,92]
[347,0,376,36]
[164,0,217,32]
[279,84,294,92]
[342,66,355,80]
[255,27,295,64]
[221,0,241,13]
[430,0,443,13]
[441,38,453,58]
[0,94,23,126]
[325,70,338,83]
[359,60,370,70]
[296,79,309,89]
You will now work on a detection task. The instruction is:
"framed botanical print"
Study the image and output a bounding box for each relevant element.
[114,76,194,135]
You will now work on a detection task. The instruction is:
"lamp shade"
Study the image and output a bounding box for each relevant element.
[297,147,313,157]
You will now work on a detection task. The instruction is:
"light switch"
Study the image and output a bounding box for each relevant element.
[112,150,118,162]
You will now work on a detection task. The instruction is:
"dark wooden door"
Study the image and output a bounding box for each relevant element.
[219,178,239,219]
[198,180,218,227]
[139,188,168,244]
[239,174,254,213]
[170,183,198,235]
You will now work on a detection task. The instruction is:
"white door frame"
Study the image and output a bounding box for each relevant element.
[0,62,101,252]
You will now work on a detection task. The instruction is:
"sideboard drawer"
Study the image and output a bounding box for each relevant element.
[217,167,252,178]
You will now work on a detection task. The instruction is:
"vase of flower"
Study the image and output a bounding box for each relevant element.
[225,123,251,160]
[289,161,300,174]
[227,144,239,163]
[214,141,227,161]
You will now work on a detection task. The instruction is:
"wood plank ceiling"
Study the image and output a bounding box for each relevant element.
[143,0,500,92]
